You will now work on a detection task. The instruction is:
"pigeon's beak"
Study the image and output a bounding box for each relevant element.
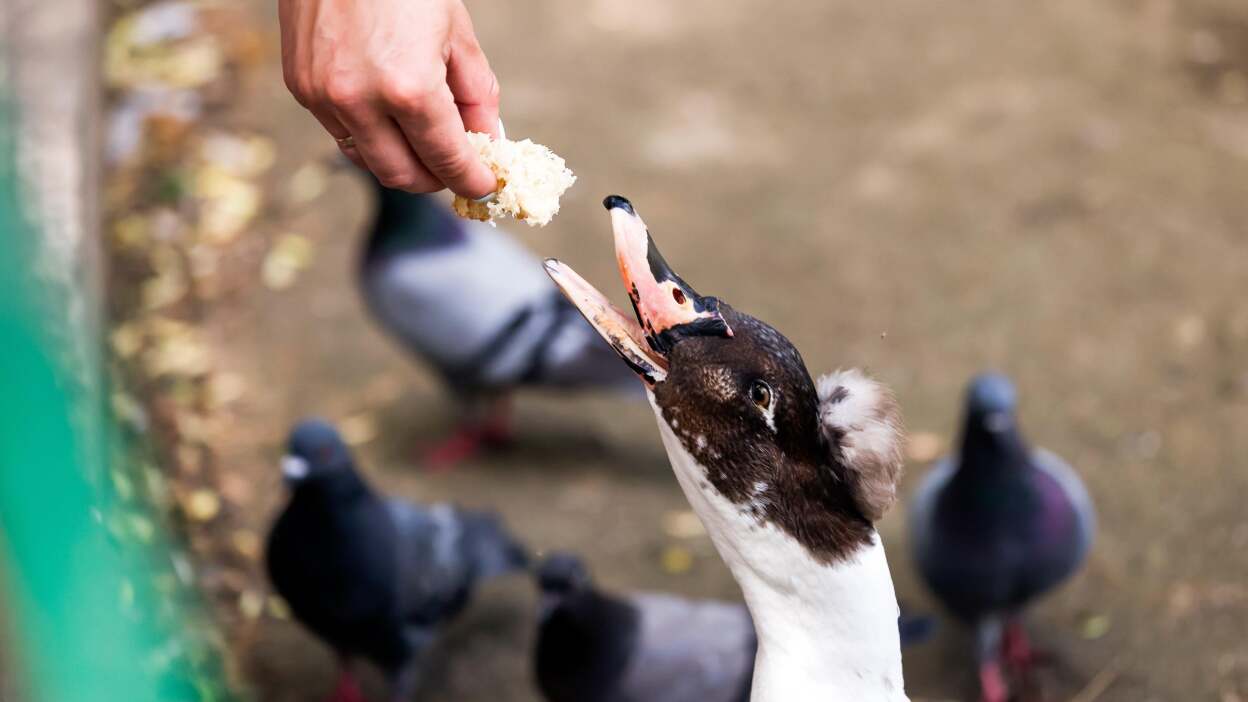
[281,454,310,483]
[544,195,732,385]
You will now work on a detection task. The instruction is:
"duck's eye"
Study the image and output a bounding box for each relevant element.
[672,288,686,305]
[749,380,772,409]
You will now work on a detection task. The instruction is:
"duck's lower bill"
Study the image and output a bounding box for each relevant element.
[542,259,668,384]
[543,194,732,385]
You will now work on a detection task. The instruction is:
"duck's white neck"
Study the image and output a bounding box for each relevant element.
[651,405,908,702]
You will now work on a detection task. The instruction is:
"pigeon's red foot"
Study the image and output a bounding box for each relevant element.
[1004,621,1036,674]
[328,668,365,702]
[979,661,1009,702]
[422,400,513,470]
[421,425,490,470]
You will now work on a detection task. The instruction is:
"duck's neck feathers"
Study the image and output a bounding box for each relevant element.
[651,404,907,702]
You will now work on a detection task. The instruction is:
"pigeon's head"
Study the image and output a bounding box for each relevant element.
[545,196,905,565]
[535,552,593,620]
[536,552,592,595]
[281,419,354,486]
[461,511,530,579]
[965,372,1018,434]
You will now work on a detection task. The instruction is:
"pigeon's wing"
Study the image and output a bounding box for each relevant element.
[1032,448,1096,552]
[614,594,755,702]
[1012,448,1096,600]
[906,456,956,562]
[385,499,474,627]
[360,222,552,381]
[906,456,1016,618]
[512,293,643,392]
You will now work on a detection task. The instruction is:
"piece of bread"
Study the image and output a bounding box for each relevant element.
[452,131,576,227]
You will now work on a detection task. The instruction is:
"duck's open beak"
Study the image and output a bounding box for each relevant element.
[544,195,732,385]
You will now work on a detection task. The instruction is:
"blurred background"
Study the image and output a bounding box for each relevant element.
[3,0,1247,700]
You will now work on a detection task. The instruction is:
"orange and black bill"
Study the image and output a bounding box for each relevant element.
[544,195,732,385]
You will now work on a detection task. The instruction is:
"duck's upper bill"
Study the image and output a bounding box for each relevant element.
[544,195,731,384]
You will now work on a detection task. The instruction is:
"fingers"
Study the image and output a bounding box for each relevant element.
[333,100,442,193]
[316,70,441,192]
[389,80,498,199]
[307,107,368,171]
[446,12,501,138]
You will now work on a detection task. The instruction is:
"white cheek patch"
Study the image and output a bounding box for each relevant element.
[760,391,778,433]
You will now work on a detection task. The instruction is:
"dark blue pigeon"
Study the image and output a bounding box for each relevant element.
[908,373,1095,702]
[265,419,529,702]
[358,182,637,468]
[533,553,935,702]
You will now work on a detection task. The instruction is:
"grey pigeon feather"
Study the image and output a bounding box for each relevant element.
[534,553,755,702]
[359,186,636,393]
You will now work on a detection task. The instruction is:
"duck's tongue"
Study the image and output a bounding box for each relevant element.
[544,195,732,385]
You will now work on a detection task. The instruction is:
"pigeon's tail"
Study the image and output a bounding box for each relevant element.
[898,608,937,647]
[460,510,530,580]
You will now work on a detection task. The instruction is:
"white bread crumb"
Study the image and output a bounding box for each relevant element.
[452,132,576,227]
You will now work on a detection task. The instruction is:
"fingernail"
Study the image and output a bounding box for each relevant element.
[497,117,506,141]
[474,191,498,204]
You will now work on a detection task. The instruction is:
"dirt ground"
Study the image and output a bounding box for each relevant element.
[150,0,1248,700]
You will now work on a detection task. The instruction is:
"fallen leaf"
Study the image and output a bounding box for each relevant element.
[230,529,261,560]
[184,489,221,522]
[219,471,255,504]
[267,595,291,620]
[1079,613,1111,640]
[660,545,694,575]
[287,161,330,204]
[200,132,277,177]
[340,412,379,446]
[113,212,151,248]
[194,166,262,244]
[906,431,944,463]
[662,510,705,539]
[262,233,315,290]
[238,590,265,620]
[205,371,246,409]
[143,332,212,377]
[110,322,145,358]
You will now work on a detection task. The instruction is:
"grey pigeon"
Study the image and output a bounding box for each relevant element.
[908,373,1095,702]
[265,419,529,702]
[358,183,637,467]
[534,553,756,702]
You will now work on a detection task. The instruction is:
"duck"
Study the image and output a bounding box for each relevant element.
[907,373,1095,702]
[534,551,757,702]
[357,181,638,468]
[265,419,530,702]
[544,195,910,701]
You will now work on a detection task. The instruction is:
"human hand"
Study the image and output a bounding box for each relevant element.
[279,0,500,198]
